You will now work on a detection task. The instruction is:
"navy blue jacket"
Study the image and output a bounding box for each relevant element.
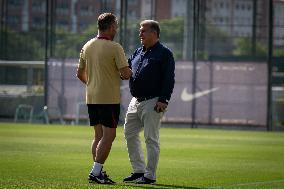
[128,41,175,104]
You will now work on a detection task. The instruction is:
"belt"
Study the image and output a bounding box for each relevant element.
[135,96,155,102]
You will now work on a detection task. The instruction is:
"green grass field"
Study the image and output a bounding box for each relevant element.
[0,123,284,189]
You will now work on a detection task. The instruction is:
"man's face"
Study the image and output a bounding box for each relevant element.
[139,25,155,46]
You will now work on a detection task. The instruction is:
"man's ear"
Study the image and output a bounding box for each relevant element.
[109,25,114,33]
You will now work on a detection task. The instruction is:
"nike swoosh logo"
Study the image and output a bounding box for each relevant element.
[181,87,219,101]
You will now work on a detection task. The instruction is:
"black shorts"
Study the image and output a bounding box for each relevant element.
[87,104,120,128]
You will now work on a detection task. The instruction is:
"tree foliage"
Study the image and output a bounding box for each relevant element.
[233,37,266,57]
[2,19,283,61]
[159,17,184,59]
[0,30,44,60]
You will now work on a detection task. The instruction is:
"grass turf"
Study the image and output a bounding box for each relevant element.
[0,123,284,189]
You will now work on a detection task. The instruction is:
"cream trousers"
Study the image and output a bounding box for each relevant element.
[124,97,163,180]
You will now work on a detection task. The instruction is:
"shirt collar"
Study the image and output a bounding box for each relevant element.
[97,35,111,40]
[142,41,160,52]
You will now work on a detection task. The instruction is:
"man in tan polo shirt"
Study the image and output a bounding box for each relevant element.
[77,13,132,184]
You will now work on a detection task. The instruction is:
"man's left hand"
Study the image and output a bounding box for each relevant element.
[154,102,167,113]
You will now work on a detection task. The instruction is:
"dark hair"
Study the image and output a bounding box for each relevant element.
[97,13,117,31]
[140,20,160,38]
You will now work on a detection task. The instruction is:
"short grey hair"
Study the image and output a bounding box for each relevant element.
[140,20,160,38]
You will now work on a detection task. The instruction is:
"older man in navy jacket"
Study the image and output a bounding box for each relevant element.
[123,20,175,184]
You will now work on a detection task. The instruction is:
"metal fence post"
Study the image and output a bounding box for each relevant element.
[267,0,273,131]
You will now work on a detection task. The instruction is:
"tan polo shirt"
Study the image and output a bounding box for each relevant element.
[78,38,128,104]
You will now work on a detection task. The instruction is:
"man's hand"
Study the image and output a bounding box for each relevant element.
[120,66,132,80]
[154,101,167,113]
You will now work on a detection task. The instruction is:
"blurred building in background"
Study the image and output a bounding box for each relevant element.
[274,0,284,46]
[1,0,117,33]
[2,0,284,46]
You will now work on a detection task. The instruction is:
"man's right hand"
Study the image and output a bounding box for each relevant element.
[120,66,132,80]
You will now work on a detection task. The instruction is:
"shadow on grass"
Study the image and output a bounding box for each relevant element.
[121,183,206,189]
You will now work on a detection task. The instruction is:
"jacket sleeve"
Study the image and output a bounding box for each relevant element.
[158,49,175,104]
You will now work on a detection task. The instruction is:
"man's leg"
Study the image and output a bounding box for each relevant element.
[142,98,163,180]
[88,104,118,184]
[91,125,103,161]
[95,126,116,164]
[124,98,145,174]
[90,125,116,182]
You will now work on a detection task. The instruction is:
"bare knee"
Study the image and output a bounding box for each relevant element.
[102,132,116,144]
[102,127,116,142]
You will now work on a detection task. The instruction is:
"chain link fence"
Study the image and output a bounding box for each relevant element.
[0,0,283,129]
